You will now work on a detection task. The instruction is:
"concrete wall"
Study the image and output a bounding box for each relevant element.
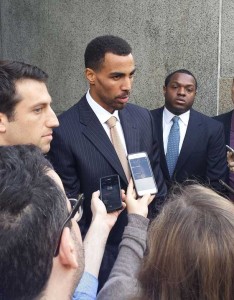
[0,2,3,58]
[219,0,234,113]
[0,0,233,115]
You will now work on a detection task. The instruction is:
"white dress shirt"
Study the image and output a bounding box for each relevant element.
[163,107,190,155]
[86,90,128,154]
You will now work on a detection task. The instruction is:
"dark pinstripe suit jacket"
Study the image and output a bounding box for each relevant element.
[48,96,167,242]
[213,110,233,185]
[213,110,232,145]
[151,107,227,192]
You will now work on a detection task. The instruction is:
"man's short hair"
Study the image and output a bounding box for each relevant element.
[84,35,132,71]
[0,60,48,120]
[165,69,198,89]
[0,145,68,300]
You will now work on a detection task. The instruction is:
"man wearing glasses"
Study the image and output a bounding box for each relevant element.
[0,144,127,299]
[0,144,153,299]
[0,145,82,299]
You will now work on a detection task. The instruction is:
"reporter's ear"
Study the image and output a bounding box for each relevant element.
[58,227,79,269]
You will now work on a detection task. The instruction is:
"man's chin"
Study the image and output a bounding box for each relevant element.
[170,106,190,115]
[41,144,50,154]
[114,102,127,111]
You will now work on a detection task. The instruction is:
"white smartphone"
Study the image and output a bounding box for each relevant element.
[226,145,234,153]
[128,152,158,196]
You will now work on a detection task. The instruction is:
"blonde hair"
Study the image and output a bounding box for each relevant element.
[137,184,234,300]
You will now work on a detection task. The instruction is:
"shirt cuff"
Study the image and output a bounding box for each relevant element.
[73,271,98,300]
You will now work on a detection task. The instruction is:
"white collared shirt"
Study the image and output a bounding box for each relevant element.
[86,90,128,154]
[163,107,190,154]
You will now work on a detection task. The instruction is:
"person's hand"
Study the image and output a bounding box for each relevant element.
[227,151,234,172]
[125,178,155,218]
[90,190,126,231]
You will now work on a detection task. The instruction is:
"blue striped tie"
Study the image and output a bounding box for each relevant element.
[166,116,180,177]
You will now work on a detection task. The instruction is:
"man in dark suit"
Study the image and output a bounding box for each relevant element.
[213,78,234,197]
[151,69,226,192]
[48,35,167,288]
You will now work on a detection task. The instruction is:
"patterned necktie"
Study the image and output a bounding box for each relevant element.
[166,116,180,177]
[106,116,131,181]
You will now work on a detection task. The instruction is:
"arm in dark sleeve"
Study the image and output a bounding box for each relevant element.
[148,111,167,216]
[206,121,228,193]
[97,214,149,300]
[47,128,81,198]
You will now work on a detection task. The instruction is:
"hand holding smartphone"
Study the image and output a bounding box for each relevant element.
[128,152,158,196]
[100,174,122,212]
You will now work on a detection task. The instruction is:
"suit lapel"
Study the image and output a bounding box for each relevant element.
[175,109,202,173]
[119,107,139,154]
[154,108,170,179]
[78,97,128,184]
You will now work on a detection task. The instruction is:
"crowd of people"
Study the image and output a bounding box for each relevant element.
[0,35,234,299]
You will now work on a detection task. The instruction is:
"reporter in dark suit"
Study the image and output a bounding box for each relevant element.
[151,69,226,192]
[48,35,166,288]
[213,79,234,148]
[213,78,234,197]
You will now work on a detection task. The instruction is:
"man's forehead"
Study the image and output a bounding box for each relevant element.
[15,77,46,88]
[169,73,196,86]
[13,78,52,108]
[102,53,134,68]
[15,78,50,96]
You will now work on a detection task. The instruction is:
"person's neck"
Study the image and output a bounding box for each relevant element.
[39,278,72,300]
[39,261,77,300]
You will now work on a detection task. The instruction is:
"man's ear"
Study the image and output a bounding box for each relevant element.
[57,227,79,269]
[163,85,166,96]
[0,113,7,133]
[85,68,96,85]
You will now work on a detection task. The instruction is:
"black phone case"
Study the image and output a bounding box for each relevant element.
[100,175,122,212]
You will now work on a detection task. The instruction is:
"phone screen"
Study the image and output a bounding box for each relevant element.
[128,154,157,196]
[100,175,122,212]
